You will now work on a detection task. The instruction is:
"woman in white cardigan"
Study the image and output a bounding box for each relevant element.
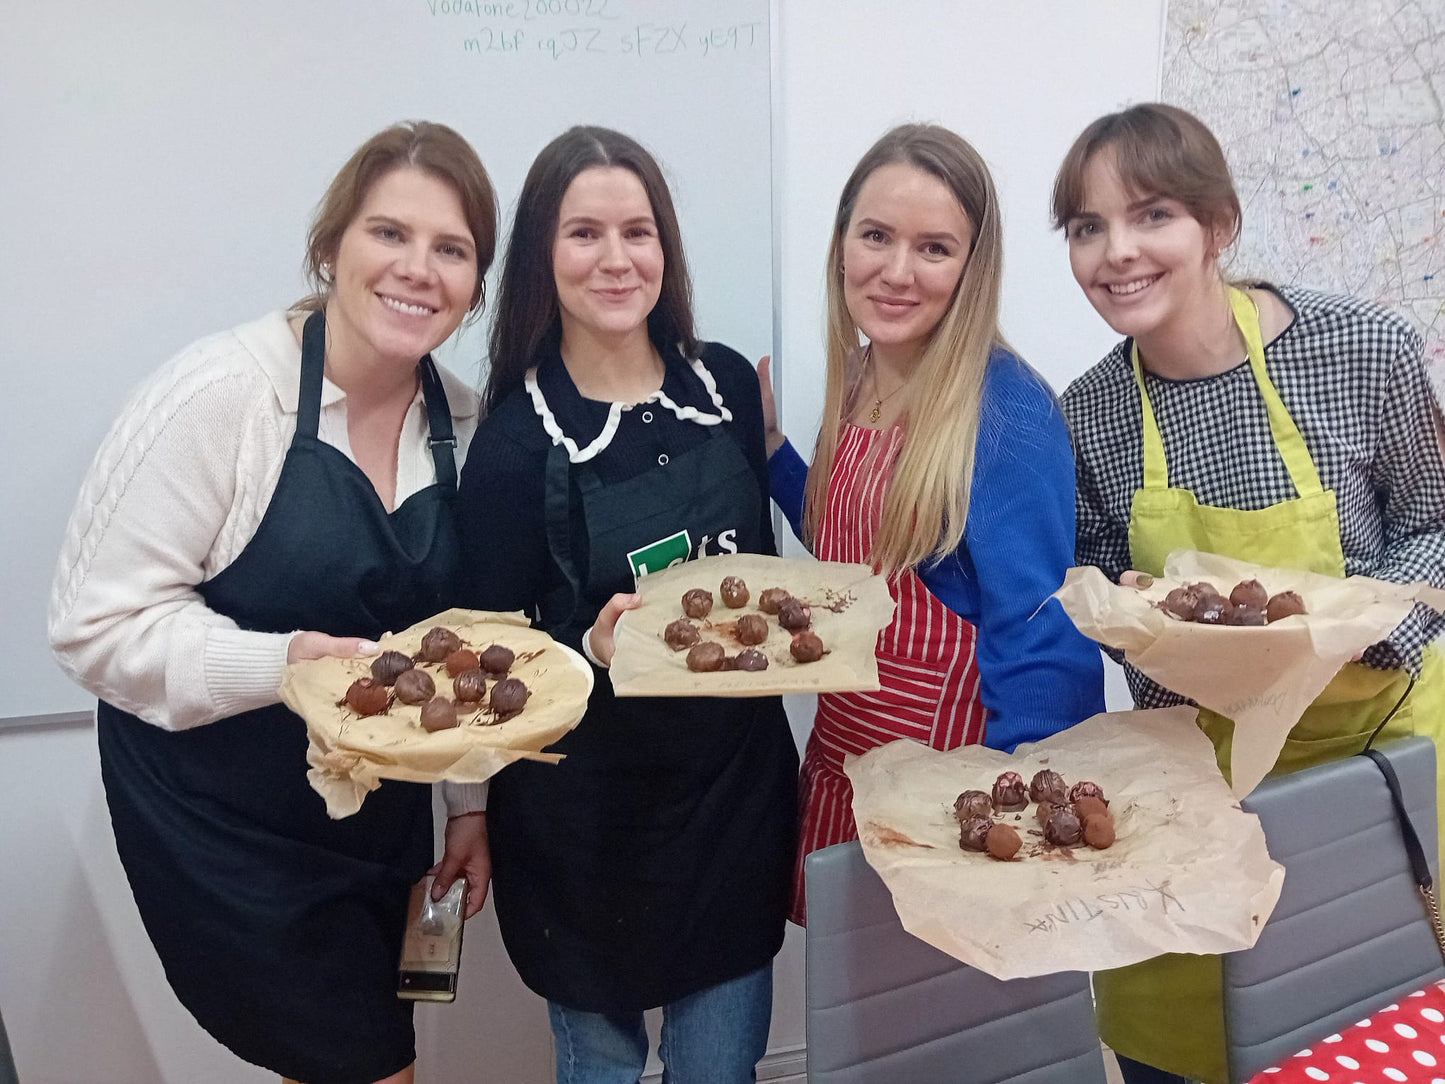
[48,121,496,1084]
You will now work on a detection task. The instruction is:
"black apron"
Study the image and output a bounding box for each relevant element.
[487,395,798,1013]
[97,311,460,1084]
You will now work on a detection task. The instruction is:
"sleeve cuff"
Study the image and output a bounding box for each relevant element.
[580,624,607,668]
[443,781,489,817]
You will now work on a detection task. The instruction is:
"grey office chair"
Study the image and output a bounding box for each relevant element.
[804,840,1107,1084]
[1223,735,1445,1081]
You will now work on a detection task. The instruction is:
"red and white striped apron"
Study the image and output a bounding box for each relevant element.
[791,424,986,925]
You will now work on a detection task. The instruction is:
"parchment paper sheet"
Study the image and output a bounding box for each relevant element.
[281,609,593,818]
[609,553,895,697]
[845,707,1284,980]
[1054,551,1445,796]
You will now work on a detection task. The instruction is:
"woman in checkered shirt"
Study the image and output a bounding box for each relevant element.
[1053,102,1445,1084]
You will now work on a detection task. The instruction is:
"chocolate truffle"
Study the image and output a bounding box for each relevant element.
[664,619,701,651]
[778,599,812,631]
[452,669,487,703]
[1083,814,1116,849]
[445,648,480,677]
[1195,598,1228,625]
[733,648,769,672]
[1225,603,1267,627]
[757,587,791,615]
[736,614,769,646]
[954,790,993,821]
[479,645,515,676]
[681,588,714,619]
[992,771,1028,812]
[1029,769,1067,805]
[986,823,1023,861]
[1068,780,1106,804]
[789,630,825,663]
[488,677,530,717]
[419,627,462,663]
[345,677,389,717]
[420,697,458,732]
[1266,590,1307,623]
[958,814,992,852]
[686,642,727,673]
[720,576,750,608]
[1230,578,1269,610]
[393,668,436,705]
[1044,806,1084,846]
[370,650,414,686]
[1072,796,1110,823]
[1160,586,1198,621]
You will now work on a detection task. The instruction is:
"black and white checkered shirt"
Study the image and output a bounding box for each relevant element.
[1061,283,1445,708]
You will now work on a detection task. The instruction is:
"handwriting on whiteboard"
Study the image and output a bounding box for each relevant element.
[424,0,761,63]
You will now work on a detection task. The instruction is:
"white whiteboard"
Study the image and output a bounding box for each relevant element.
[1,0,772,719]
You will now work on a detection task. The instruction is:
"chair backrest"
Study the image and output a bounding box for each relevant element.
[804,840,1108,1084]
[0,1006,17,1084]
[1224,736,1445,1081]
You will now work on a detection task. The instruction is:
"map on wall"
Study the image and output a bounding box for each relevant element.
[1163,0,1444,395]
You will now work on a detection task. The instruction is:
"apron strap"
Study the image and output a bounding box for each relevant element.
[544,444,585,629]
[417,356,457,491]
[297,310,327,441]
[1130,286,1325,498]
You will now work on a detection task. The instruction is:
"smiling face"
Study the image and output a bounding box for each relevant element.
[840,163,973,368]
[551,166,664,351]
[1065,150,1229,345]
[327,166,478,369]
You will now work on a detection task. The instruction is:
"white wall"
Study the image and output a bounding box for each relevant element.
[0,4,1164,1081]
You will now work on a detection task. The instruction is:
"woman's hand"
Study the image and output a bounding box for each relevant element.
[431,812,491,919]
[286,631,381,664]
[586,592,643,667]
[756,355,785,457]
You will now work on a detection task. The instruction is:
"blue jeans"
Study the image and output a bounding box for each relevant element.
[547,963,773,1084]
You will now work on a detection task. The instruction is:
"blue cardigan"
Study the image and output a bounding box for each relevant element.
[770,349,1105,751]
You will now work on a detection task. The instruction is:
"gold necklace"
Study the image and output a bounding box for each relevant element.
[868,352,907,423]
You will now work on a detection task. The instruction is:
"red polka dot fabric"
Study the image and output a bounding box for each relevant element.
[1250,981,1445,1082]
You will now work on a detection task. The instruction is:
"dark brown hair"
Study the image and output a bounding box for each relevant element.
[485,126,697,410]
[297,121,498,313]
[1050,103,1241,245]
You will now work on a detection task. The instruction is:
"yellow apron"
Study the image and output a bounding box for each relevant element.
[1096,287,1445,1083]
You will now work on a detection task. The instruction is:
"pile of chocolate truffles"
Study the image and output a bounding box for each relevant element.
[1159,579,1307,626]
[339,627,530,730]
[952,770,1115,860]
[667,578,827,672]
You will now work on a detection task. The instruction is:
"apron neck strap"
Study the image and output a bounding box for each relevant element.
[1131,286,1324,497]
[297,310,457,489]
[418,356,457,491]
[297,310,327,440]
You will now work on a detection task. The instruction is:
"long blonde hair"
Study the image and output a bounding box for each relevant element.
[803,124,1008,576]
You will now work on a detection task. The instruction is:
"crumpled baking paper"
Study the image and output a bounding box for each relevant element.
[281,609,593,818]
[1054,550,1445,796]
[845,707,1284,980]
[610,553,895,697]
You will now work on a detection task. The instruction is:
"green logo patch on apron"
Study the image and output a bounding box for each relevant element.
[627,530,692,579]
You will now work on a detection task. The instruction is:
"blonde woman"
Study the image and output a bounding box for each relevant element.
[761,124,1104,923]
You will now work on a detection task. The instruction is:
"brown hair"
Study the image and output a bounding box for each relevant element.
[1050,103,1241,245]
[485,126,697,411]
[295,121,498,314]
[805,123,1011,575]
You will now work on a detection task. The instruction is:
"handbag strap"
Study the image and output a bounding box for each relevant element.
[1360,738,1445,963]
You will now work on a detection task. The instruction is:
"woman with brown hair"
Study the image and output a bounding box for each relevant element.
[1054,102,1445,1084]
[438,125,796,1083]
[49,121,497,1084]
[761,123,1105,923]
